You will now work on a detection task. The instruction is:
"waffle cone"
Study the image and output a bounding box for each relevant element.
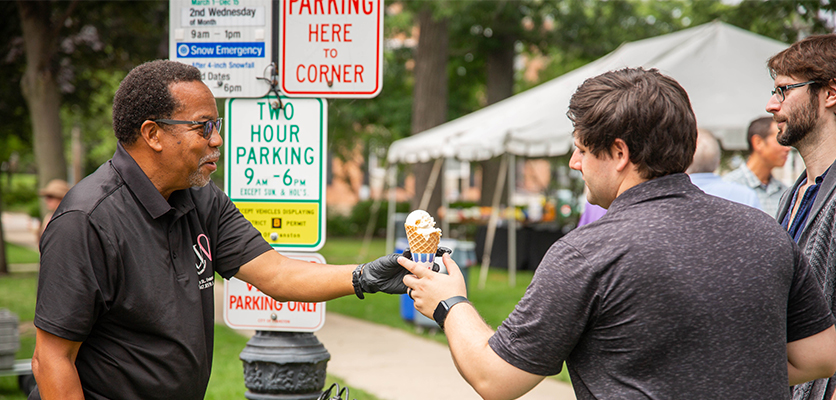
[405,225,440,254]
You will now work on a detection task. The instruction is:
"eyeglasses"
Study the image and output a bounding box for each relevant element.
[771,80,816,103]
[152,118,223,140]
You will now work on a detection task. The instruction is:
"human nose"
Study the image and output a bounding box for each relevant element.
[766,92,782,113]
[569,148,582,171]
[209,126,223,147]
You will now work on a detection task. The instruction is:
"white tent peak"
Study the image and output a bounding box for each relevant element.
[388,21,788,164]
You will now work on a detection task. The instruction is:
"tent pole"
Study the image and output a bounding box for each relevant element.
[385,165,397,254]
[419,158,443,211]
[479,154,508,289]
[441,158,450,236]
[508,154,516,287]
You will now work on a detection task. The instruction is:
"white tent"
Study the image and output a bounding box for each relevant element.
[385,21,789,285]
[388,21,789,164]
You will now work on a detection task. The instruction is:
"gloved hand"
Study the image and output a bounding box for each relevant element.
[352,246,453,299]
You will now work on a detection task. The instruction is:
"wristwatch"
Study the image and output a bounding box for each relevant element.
[433,296,469,330]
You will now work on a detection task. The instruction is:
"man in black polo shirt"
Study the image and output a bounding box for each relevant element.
[400,68,836,399]
[30,60,409,400]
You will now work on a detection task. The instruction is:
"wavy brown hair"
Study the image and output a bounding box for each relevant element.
[568,67,697,180]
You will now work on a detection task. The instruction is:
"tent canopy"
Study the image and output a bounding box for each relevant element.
[388,21,788,164]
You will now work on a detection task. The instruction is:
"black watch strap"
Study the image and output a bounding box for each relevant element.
[433,296,469,330]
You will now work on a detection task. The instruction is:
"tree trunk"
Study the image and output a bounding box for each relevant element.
[410,8,448,221]
[479,36,515,207]
[18,1,69,213]
[0,183,7,275]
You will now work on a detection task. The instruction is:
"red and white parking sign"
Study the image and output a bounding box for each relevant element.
[223,251,327,332]
[279,0,384,98]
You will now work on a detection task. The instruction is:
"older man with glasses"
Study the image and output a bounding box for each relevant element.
[29,60,411,400]
[766,34,836,400]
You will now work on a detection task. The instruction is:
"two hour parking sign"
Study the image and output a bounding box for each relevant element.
[224,96,327,251]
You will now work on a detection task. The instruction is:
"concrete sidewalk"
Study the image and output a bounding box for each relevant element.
[214,281,576,400]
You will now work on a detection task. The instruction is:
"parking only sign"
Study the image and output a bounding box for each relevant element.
[279,0,384,98]
[224,96,327,251]
[169,0,272,98]
[224,251,327,332]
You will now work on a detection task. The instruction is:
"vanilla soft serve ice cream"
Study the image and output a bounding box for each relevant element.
[404,210,442,268]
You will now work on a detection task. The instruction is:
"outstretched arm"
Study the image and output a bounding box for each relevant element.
[235,250,411,302]
[401,255,545,400]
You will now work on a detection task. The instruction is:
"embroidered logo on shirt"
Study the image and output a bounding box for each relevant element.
[193,233,212,275]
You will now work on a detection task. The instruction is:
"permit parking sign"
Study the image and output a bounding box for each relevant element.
[224,96,327,251]
[224,251,327,332]
[279,0,384,98]
[169,0,273,98]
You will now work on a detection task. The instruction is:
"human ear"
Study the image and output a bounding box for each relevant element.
[139,120,165,152]
[751,135,766,152]
[611,138,631,172]
[824,79,836,110]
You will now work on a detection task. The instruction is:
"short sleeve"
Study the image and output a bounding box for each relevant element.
[787,249,835,342]
[489,241,597,376]
[212,189,272,279]
[35,211,112,342]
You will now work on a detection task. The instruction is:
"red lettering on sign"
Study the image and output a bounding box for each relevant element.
[299,0,312,14]
[307,24,352,42]
[354,65,364,82]
[294,64,363,83]
[289,0,373,14]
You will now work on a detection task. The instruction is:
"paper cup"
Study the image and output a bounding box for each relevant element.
[412,253,435,269]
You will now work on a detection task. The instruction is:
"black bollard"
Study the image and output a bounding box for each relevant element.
[239,331,331,400]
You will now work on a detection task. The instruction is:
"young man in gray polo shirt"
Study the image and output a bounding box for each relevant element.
[400,67,836,399]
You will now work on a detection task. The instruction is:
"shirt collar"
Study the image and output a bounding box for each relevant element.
[608,173,696,214]
[111,142,195,220]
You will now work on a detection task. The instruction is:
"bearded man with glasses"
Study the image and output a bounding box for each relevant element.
[766,34,836,400]
[29,60,412,400]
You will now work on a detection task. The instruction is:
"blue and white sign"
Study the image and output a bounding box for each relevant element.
[169,0,273,98]
[176,42,266,58]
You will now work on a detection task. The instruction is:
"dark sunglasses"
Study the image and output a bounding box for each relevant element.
[152,118,223,140]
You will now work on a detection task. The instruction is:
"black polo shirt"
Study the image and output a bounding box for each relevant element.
[34,143,272,400]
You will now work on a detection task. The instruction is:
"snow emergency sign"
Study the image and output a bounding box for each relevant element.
[224,96,327,251]
[279,0,384,98]
[168,0,272,98]
[224,252,326,331]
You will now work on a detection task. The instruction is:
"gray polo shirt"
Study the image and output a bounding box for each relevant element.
[489,173,833,399]
[34,143,272,400]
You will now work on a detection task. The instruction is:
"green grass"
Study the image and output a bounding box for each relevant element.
[5,243,39,265]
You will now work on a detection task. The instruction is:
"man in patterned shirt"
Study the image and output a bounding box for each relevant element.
[724,116,790,216]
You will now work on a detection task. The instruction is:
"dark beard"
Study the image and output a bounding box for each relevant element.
[777,93,819,146]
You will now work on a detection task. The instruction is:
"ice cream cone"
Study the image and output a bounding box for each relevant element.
[406,225,440,254]
[404,210,442,269]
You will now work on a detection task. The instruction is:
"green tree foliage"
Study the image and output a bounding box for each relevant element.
[1,1,168,177]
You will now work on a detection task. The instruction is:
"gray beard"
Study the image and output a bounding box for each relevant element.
[189,151,219,188]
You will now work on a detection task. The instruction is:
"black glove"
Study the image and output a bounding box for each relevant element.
[351,246,453,299]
